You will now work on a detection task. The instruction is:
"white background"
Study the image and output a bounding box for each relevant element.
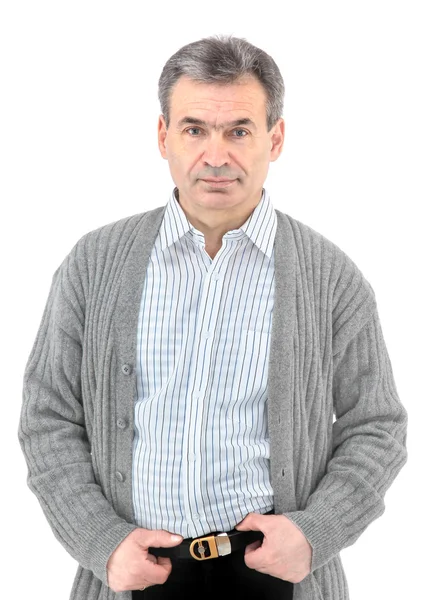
[2,1,427,598]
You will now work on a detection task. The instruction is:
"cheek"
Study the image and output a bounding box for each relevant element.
[234,150,266,177]
[250,148,272,171]
[169,144,189,163]
[166,149,184,170]
[167,151,195,180]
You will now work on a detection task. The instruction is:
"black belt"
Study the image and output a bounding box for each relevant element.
[148,509,274,561]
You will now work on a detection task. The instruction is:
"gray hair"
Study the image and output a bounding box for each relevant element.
[158,34,285,132]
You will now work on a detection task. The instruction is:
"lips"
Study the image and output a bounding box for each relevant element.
[201,178,237,188]
[202,178,235,182]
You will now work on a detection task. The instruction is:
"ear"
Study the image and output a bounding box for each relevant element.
[269,118,285,162]
[158,114,168,159]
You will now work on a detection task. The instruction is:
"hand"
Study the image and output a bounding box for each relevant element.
[235,512,313,584]
[106,527,183,593]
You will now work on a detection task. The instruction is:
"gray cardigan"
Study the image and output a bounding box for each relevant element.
[18,205,408,600]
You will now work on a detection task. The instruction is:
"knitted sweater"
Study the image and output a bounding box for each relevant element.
[18,205,408,600]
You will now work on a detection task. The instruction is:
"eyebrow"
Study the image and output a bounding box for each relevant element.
[176,116,256,131]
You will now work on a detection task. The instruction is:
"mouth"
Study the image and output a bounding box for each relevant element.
[201,178,237,188]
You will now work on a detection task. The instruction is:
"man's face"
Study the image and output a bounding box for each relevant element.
[158,75,284,212]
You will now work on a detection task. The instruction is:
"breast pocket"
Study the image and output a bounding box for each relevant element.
[226,329,271,431]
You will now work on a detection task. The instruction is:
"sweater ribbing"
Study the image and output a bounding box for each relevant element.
[18,205,408,600]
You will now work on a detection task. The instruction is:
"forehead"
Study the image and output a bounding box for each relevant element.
[169,75,266,121]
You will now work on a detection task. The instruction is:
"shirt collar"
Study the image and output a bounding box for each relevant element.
[159,186,277,259]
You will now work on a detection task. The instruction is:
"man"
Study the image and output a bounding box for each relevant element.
[18,34,408,600]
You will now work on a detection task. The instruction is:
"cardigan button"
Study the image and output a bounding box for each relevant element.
[122,363,132,375]
[116,418,127,429]
[115,471,125,482]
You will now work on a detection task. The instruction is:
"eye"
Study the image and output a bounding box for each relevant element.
[184,127,249,138]
[186,127,202,136]
[233,129,248,137]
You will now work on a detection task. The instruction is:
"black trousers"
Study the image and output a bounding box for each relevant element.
[132,511,294,600]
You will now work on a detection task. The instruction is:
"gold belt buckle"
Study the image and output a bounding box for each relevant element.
[189,532,231,560]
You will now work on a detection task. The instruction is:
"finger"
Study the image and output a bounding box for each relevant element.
[155,556,173,568]
[135,529,183,550]
[144,555,173,580]
[245,540,262,555]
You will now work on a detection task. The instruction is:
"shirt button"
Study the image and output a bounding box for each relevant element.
[116,418,127,429]
[192,513,200,520]
[115,471,125,482]
[122,364,131,375]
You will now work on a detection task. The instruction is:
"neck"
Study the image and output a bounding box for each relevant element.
[174,187,263,246]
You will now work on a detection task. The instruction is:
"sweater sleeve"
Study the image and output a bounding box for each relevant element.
[282,301,408,573]
[17,244,138,587]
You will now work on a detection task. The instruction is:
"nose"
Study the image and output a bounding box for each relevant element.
[202,134,230,168]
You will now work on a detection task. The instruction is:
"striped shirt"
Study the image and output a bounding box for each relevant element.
[132,186,278,538]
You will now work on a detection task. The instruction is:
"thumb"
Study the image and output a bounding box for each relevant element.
[235,514,254,531]
[138,528,184,549]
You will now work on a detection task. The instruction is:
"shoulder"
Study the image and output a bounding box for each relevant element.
[277,210,377,351]
[73,211,149,255]
[70,205,166,264]
[53,207,164,297]
[277,210,361,274]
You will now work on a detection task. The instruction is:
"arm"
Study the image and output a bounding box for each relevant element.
[282,301,408,573]
[18,244,137,586]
